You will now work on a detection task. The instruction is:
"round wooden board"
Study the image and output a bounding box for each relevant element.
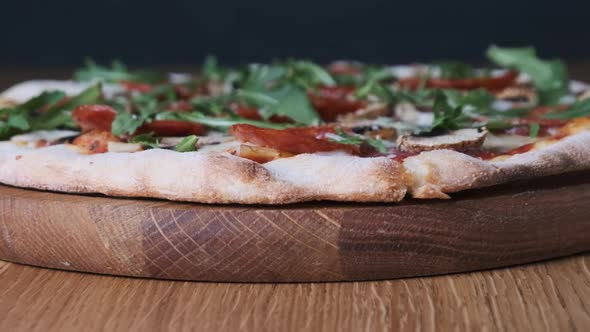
[1,172,590,283]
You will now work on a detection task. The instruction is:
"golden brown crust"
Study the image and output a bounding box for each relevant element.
[2,130,590,204]
[403,132,590,198]
[0,144,409,204]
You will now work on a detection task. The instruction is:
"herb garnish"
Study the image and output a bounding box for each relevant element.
[175,135,198,152]
[431,91,469,131]
[437,62,476,79]
[131,133,160,148]
[74,59,165,84]
[487,46,568,105]
[327,128,388,154]
[0,84,102,139]
[543,98,590,119]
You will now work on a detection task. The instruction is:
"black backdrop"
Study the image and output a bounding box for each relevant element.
[1,0,588,66]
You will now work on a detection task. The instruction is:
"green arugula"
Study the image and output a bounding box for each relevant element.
[111,85,177,136]
[543,97,590,119]
[111,113,145,136]
[437,62,476,79]
[257,84,319,124]
[328,128,388,154]
[355,66,397,101]
[37,84,103,130]
[0,84,103,139]
[431,91,471,131]
[156,112,291,130]
[529,123,540,138]
[486,46,568,105]
[131,133,160,148]
[175,135,199,152]
[236,61,330,125]
[74,59,165,84]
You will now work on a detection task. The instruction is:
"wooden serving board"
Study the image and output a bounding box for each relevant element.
[0,172,589,282]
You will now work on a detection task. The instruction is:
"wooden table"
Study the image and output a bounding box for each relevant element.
[1,66,590,331]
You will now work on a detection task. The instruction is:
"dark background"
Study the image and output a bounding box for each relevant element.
[1,0,588,66]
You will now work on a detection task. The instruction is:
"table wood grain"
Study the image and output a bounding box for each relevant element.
[1,65,590,331]
[0,255,589,331]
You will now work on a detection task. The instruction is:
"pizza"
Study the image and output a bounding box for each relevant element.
[1,46,590,204]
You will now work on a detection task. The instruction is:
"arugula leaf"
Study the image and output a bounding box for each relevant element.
[431,91,470,131]
[437,62,476,79]
[201,55,222,81]
[74,59,165,84]
[328,128,388,154]
[110,86,174,136]
[175,135,199,152]
[543,97,590,119]
[0,91,67,139]
[242,64,287,91]
[355,66,396,101]
[156,112,290,130]
[529,123,540,138]
[235,90,278,108]
[111,113,145,136]
[258,84,319,125]
[131,133,160,148]
[36,84,103,130]
[486,46,568,104]
[0,84,102,139]
[7,113,30,130]
[286,60,335,88]
[20,91,66,113]
[233,60,333,125]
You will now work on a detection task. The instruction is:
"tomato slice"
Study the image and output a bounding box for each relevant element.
[72,105,118,132]
[136,120,206,137]
[119,80,153,93]
[308,86,368,122]
[398,70,518,91]
[72,130,121,154]
[327,62,362,76]
[230,124,359,155]
[491,105,570,137]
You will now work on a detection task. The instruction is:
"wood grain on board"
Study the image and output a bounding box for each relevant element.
[1,170,590,282]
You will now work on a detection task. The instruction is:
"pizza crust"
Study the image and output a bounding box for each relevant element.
[403,132,590,199]
[0,143,409,204]
[1,131,589,204]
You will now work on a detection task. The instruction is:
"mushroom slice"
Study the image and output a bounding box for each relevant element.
[495,84,537,108]
[338,103,391,126]
[107,142,144,153]
[228,145,293,163]
[394,102,434,127]
[398,128,488,153]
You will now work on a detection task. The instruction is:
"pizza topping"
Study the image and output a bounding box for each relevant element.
[229,144,294,163]
[3,45,589,166]
[174,135,199,152]
[230,124,359,155]
[72,130,121,154]
[487,46,568,105]
[74,59,165,84]
[398,70,517,92]
[398,128,488,153]
[107,142,144,153]
[308,86,368,121]
[495,84,537,108]
[136,120,206,137]
[72,104,117,132]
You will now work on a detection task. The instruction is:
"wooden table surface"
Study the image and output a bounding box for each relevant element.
[1,65,590,332]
